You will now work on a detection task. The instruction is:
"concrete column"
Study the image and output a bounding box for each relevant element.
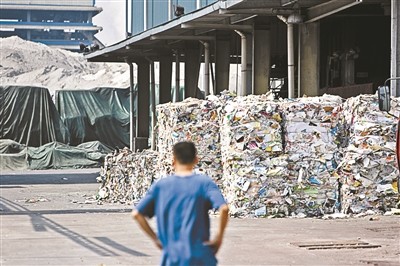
[253,29,271,95]
[184,44,201,98]
[246,32,253,95]
[159,56,172,104]
[391,0,400,96]
[215,38,231,94]
[287,23,295,98]
[300,22,320,97]
[174,51,180,102]
[127,61,136,151]
[136,60,150,140]
[203,42,210,96]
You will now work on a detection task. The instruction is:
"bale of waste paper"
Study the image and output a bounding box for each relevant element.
[220,96,290,217]
[279,95,343,217]
[336,95,400,214]
[156,97,223,185]
[97,148,159,204]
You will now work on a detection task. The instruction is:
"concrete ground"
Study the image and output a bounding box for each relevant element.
[0,169,399,266]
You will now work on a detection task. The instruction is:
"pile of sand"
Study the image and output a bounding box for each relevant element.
[0,36,131,94]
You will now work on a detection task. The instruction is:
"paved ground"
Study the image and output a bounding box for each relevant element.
[1,169,399,265]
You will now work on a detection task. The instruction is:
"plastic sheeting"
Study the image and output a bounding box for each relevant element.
[0,139,109,171]
[0,86,69,146]
[56,88,132,148]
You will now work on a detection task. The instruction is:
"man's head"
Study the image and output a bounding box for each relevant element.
[172,141,198,167]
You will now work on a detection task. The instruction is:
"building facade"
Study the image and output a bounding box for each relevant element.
[130,0,216,35]
[0,0,102,51]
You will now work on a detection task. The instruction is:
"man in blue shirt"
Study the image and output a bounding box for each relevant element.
[132,141,229,266]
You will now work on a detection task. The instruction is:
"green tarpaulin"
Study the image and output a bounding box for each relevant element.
[0,139,111,171]
[0,86,70,147]
[56,88,132,148]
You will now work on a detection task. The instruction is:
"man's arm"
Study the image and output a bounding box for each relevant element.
[205,204,229,254]
[132,210,162,250]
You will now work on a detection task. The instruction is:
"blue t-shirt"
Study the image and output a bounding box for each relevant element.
[135,174,226,266]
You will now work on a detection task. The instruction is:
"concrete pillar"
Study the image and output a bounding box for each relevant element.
[246,32,253,95]
[391,0,400,96]
[174,51,180,102]
[136,60,150,140]
[127,61,135,151]
[215,37,231,94]
[287,23,295,98]
[300,22,320,97]
[253,29,271,95]
[184,43,201,98]
[159,56,172,104]
[202,42,210,96]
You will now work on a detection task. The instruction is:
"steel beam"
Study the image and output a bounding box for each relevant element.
[182,23,253,31]
[305,0,363,23]
[219,8,293,15]
[150,35,215,41]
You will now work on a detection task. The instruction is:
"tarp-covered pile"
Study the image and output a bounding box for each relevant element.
[0,139,110,171]
[96,148,159,203]
[0,139,28,171]
[220,95,287,217]
[56,87,131,148]
[280,95,343,217]
[0,86,69,146]
[337,95,400,214]
[156,98,223,184]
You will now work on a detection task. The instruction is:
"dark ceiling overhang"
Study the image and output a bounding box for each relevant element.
[85,0,387,63]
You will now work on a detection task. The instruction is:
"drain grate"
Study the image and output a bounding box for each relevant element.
[291,240,381,250]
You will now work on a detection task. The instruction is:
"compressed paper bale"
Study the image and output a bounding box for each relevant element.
[220,97,290,217]
[336,95,400,214]
[156,97,223,183]
[97,148,159,204]
[278,96,343,216]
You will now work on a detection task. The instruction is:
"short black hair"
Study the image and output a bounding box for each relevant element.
[173,141,197,165]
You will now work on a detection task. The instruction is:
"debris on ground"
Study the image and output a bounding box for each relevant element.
[25,197,50,203]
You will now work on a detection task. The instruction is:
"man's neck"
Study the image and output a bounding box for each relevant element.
[174,165,195,176]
